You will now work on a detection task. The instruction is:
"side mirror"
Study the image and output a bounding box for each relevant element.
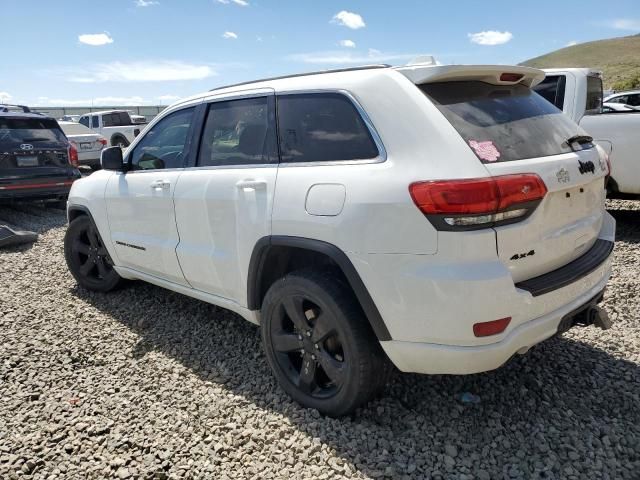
[101,146,126,171]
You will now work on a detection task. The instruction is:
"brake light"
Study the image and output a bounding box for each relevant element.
[473,317,511,337]
[500,73,524,82]
[68,143,79,167]
[409,174,547,229]
[98,137,108,147]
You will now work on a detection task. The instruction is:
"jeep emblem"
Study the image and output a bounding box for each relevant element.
[578,160,595,175]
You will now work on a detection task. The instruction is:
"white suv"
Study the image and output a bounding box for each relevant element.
[64,62,616,417]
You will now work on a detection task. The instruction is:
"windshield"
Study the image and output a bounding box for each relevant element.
[420,81,589,163]
[0,117,67,145]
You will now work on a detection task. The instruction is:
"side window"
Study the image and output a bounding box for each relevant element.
[79,116,89,128]
[102,114,114,127]
[585,75,603,115]
[277,93,379,163]
[627,94,640,107]
[129,107,195,170]
[92,116,99,128]
[533,75,566,110]
[197,96,277,167]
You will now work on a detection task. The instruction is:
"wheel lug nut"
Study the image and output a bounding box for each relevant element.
[311,354,316,360]
[314,344,319,350]
[306,331,311,337]
[297,335,303,341]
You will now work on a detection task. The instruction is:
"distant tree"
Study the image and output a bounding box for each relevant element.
[612,75,640,91]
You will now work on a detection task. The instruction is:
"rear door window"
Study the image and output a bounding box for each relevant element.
[276,93,379,163]
[420,81,588,163]
[92,116,99,128]
[197,96,277,167]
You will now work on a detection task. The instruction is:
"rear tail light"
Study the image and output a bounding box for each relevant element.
[409,174,547,230]
[473,317,511,337]
[98,137,108,148]
[68,143,79,167]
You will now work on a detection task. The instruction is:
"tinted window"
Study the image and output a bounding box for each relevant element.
[79,116,90,128]
[102,114,115,127]
[585,76,603,115]
[130,107,195,170]
[92,116,99,128]
[533,75,566,110]
[627,94,640,107]
[277,93,379,163]
[421,81,589,163]
[197,97,277,167]
[0,117,67,145]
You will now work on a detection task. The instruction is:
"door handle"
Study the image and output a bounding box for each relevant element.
[150,179,170,190]
[236,179,267,190]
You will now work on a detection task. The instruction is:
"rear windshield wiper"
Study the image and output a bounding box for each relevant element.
[565,134,594,151]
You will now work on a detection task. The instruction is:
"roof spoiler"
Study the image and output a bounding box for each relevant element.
[396,64,546,88]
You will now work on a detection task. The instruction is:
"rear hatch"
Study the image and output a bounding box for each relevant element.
[0,116,73,170]
[416,70,607,283]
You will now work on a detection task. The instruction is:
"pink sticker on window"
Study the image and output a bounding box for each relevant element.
[469,140,501,162]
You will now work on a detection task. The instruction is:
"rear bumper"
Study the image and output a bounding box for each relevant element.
[350,211,615,374]
[380,273,610,374]
[0,177,79,202]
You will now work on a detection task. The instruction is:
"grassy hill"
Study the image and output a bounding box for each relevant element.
[521,34,640,90]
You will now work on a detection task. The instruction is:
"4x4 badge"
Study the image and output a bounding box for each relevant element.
[556,168,570,183]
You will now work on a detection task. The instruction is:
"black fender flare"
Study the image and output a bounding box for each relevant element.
[247,236,391,341]
[67,204,94,224]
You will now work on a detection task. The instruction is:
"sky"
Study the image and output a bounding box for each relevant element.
[1,0,639,107]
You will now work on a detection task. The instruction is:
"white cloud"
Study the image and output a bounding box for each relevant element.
[468,30,513,46]
[566,40,578,47]
[50,60,216,83]
[606,18,640,30]
[223,31,238,39]
[135,0,158,6]
[157,94,181,101]
[217,0,249,5]
[37,96,149,106]
[331,11,365,30]
[78,32,114,46]
[287,49,417,65]
[339,39,356,48]
[0,92,12,102]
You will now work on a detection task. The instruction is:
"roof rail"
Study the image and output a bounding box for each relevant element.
[209,64,391,92]
[0,104,32,113]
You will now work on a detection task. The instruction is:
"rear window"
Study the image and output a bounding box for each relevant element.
[533,75,566,110]
[0,117,67,145]
[420,81,588,163]
[277,93,379,163]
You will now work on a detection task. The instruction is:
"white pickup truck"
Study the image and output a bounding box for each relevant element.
[78,110,145,148]
[534,69,640,196]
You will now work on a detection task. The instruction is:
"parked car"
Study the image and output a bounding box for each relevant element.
[60,114,81,122]
[0,105,81,206]
[602,102,637,113]
[59,121,108,170]
[604,89,640,109]
[534,69,640,195]
[64,63,615,416]
[128,112,148,125]
[78,110,143,148]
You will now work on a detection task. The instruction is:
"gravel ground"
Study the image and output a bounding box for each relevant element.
[0,200,639,480]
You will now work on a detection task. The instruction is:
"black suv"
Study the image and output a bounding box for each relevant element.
[0,105,81,205]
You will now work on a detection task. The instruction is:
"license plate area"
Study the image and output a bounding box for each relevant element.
[80,142,92,150]
[17,155,39,167]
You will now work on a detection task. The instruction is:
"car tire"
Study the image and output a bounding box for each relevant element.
[261,269,390,417]
[64,215,123,292]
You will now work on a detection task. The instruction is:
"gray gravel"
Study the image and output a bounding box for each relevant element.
[1,200,639,479]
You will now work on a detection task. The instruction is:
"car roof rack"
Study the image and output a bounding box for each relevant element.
[209,64,391,92]
[0,104,32,113]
